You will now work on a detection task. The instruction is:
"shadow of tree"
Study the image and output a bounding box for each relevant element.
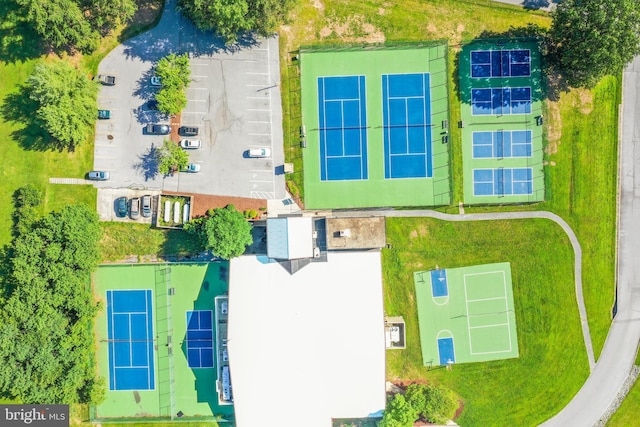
[523,0,561,10]
[0,0,45,63]
[0,85,69,151]
[134,143,161,181]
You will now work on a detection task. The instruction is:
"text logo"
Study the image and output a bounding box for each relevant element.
[1,405,68,426]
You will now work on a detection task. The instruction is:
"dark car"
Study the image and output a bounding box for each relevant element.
[179,126,199,136]
[145,123,170,135]
[115,197,127,218]
[142,195,152,218]
[87,171,110,181]
[98,109,110,119]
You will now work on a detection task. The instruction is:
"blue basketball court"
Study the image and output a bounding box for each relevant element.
[106,290,155,391]
[382,73,432,179]
[472,130,532,158]
[471,49,531,78]
[186,310,214,368]
[317,75,368,181]
[471,87,531,115]
[430,269,448,297]
[438,337,455,365]
[473,168,533,196]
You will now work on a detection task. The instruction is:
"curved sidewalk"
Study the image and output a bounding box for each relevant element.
[332,208,595,370]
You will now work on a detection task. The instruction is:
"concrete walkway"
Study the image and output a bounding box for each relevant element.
[331,208,596,370]
[49,177,94,185]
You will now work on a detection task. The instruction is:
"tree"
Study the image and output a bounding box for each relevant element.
[184,205,253,259]
[155,53,191,115]
[0,198,103,404]
[378,393,418,427]
[406,384,459,425]
[158,139,190,175]
[549,0,640,88]
[14,0,135,53]
[27,61,98,150]
[178,0,294,43]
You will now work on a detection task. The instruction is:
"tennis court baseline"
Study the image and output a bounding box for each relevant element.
[107,289,155,391]
[471,87,531,115]
[318,75,368,181]
[471,49,531,78]
[186,310,214,368]
[382,73,432,179]
[472,130,532,158]
[473,168,533,196]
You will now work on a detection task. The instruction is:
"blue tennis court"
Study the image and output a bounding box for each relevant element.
[430,269,448,297]
[473,168,533,196]
[471,87,531,115]
[107,290,155,391]
[471,49,531,78]
[317,75,368,181]
[186,310,214,368]
[438,337,455,365]
[472,130,532,158]
[382,73,432,179]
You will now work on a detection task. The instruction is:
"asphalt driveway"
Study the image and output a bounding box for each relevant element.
[93,0,285,200]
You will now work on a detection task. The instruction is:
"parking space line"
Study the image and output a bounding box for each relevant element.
[246,96,268,99]
[248,121,270,124]
[248,108,271,112]
[245,84,267,87]
[249,133,271,136]
[246,72,269,75]
[191,75,208,78]
[250,180,273,183]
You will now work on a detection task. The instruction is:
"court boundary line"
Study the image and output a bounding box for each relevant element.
[185,310,215,369]
[472,167,534,197]
[471,130,533,159]
[470,86,532,117]
[470,48,532,79]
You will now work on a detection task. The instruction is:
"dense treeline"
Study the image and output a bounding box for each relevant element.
[0,185,104,404]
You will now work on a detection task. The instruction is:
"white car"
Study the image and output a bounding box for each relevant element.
[248,147,271,158]
[150,76,162,86]
[180,139,201,149]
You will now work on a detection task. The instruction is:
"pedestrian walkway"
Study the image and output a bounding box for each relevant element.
[49,177,94,185]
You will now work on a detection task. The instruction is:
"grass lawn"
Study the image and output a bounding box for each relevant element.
[384,217,589,426]
[608,369,640,426]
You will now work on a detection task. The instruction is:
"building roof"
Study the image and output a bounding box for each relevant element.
[326,217,386,250]
[228,252,386,427]
[267,217,314,259]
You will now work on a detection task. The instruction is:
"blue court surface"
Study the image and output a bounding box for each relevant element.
[471,87,531,115]
[382,73,432,179]
[317,75,368,181]
[186,310,214,368]
[472,130,532,158]
[473,168,533,196]
[430,269,448,297]
[471,49,531,78]
[107,290,155,391]
[438,337,455,365]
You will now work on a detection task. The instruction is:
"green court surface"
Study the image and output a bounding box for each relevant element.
[300,43,451,209]
[458,40,545,204]
[414,263,519,366]
[93,263,233,422]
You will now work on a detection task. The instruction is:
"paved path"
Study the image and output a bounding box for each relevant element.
[331,208,596,370]
[490,0,559,11]
[539,55,640,427]
[49,177,94,185]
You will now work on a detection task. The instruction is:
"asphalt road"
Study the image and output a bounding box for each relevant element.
[93,0,285,200]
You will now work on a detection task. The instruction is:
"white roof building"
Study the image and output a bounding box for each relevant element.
[228,251,386,427]
[266,217,314,260]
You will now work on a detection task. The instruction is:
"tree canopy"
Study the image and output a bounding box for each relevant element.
[549,0,640,88]
[14,0,136,53]
[0,191,104,404]
[184,205,253,259]
[27,61,98,150]
[155,53,191,115]
[158,139,190,175]
[380,384,460,427]
[178,0,294,43]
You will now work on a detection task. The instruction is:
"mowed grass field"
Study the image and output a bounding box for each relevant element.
[384,217,589,425]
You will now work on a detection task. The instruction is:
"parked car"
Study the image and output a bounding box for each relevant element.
[87,171,110,181]
[150,76,162,86]
[248,148,271,158]
[116,197,127,218]
[97,74,116,85]
[184,163,201,173]
[145,123,170,135]
[146,100,159,110]
[130,197,140,219]
[180,139,201,149]
[142,195,152,218]
[179,126,199,136]
[98,109,110,119]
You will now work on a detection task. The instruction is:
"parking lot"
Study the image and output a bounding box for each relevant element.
[93,0,285,201]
